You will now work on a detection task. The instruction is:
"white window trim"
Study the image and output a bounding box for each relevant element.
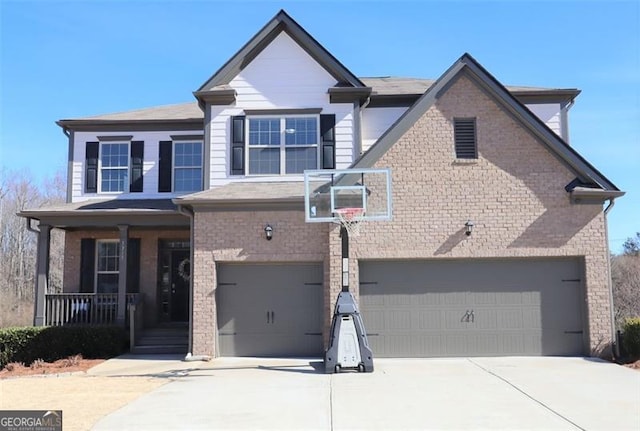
[98,141,130,194]
[245,115,320,176]
[172,141,204,193]
[95,239,119,294]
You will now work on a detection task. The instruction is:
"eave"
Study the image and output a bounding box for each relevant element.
[56,119,203,132]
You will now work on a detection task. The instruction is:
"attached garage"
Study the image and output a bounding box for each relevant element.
[216,263,324,357]
[359,258,585,357]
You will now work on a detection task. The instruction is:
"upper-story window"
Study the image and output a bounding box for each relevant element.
[247,116,319,175]
[100,142,129,192]
[158,138,204,193]
[174,142,203,192]
[85,139,143,194]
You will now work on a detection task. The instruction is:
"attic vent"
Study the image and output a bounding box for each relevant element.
[454,118,477,159]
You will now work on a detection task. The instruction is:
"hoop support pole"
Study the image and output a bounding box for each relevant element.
[341,225,349,292]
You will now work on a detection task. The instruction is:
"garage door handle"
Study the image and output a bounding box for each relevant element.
[305,332,322,336]
[366,333,379,336]
[564,330,583,334]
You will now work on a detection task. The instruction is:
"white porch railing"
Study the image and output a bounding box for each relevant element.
[44,293,141,326]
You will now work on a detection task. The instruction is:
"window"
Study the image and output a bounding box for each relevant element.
[174,142,203,192]
[96,240,119,294]
[100,143,129,192]
[247,116,319,175]
[453,118,477,159]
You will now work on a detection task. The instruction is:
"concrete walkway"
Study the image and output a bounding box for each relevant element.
[92,356,640,430]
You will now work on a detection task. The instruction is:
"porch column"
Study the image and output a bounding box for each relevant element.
[33,224,51,326]
[116,225,129,325]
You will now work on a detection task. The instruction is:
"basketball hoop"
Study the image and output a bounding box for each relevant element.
[335,208,365,237]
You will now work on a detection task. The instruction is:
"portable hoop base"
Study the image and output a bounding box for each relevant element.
[324,291,374,373]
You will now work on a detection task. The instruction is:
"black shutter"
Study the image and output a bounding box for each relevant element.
[85,142,99,193]
[231,116,245,175]
[130,141,144,193]
[126,238,141,293]
[158,141,172,192]
[80,238,95,293]
[454,118,477,159]
[320,115,335,169]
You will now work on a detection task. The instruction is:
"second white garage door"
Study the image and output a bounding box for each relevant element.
[359,258,585,357]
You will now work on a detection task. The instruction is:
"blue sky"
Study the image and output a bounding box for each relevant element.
[1,0,638,252]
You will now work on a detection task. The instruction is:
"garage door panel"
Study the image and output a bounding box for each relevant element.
[217,263,323,357]
[360,259,584,357]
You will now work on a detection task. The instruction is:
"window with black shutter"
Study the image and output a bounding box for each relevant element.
[130,141,144,192]
[158,141,173,192]
[231,116,245,175]
[320,114,335,169]
[454,118,477,159]
[85,142,99,193]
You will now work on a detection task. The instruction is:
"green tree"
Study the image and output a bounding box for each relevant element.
[622,232,640,256]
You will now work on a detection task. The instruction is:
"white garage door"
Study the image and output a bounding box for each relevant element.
[360,258,585,357]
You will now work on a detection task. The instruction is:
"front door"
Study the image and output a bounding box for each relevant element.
[158,241,190,323]
[170,250,190,322]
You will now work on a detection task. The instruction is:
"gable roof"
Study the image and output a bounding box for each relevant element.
[196,9,366,97]
[57,78,579,127]
[353,53,622,195]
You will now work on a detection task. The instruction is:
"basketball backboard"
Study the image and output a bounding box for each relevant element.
[304,168,392,223]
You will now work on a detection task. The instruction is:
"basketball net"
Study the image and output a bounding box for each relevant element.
[335,208,365,237]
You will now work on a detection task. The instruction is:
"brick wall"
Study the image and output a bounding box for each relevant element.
[191,210,328,356]
[351,74,612,354]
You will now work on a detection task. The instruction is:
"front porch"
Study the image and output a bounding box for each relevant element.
[19,198,193,355]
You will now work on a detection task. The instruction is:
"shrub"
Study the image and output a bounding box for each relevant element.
[622,317,640,359]
[62,354,83,368]
[30,358,45,369]
[0,326,127,368]
[5,362,24,372]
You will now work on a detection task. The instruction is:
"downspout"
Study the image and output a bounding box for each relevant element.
[603,197,619,360]
[62,127,73,204]
[354,97,371,159]
[177,204,210,362]
[561,99,575,144]
[26,217,40,234]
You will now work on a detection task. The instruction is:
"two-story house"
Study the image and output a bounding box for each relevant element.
[20,10,624,359]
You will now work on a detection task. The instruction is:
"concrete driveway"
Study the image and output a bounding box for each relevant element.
[92,356,639,430]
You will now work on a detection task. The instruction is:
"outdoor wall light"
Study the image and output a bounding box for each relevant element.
[465,220,475,236]
[264,224,273,240]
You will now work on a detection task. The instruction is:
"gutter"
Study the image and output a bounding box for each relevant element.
[603,198,620,360]
[176,204,211,362]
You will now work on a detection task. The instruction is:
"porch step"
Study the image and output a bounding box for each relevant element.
[131,345,188,355]
[132,326,188,355]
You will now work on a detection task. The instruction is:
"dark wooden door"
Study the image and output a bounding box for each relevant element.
[170,250,190,322]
